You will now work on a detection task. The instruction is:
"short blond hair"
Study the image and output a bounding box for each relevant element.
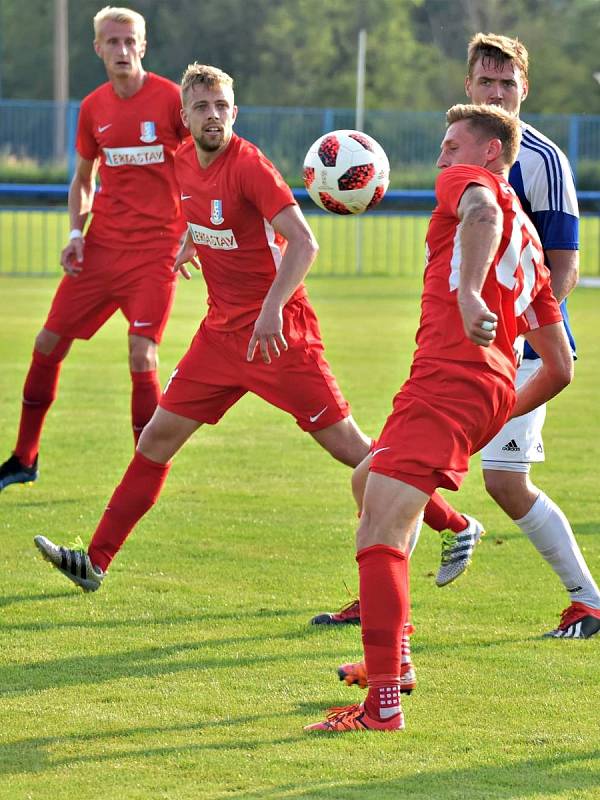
[446,103,522,167]
[467,32,529,81]
[93,6,146,42]
[181,63,234,103]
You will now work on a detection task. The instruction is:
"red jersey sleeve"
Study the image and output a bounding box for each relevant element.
[517,279,563,335]
[239,149,295,222]
[76,96,100,162]
[435,165,500,217]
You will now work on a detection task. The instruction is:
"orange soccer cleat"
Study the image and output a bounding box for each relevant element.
[304,702,404,733]
[337,621,417,694]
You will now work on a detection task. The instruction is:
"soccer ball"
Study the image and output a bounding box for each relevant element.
[303,129,390,215]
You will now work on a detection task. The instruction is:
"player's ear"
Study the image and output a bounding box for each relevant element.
[138,38,147,59]
[93,39,101,58]
[488,138,503,162]
[231,105,239,126]
[520,79,529,103]
[464,75,472,99]
[180,106,190,130]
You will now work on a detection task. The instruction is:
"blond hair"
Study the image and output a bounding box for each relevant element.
[467,32,529,81]
[93,6,146,42]
[446,103,522,166]
[181,63,234,103]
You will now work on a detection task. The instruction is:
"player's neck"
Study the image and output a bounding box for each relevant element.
[485,158,510,180]
[110,69,148,100]
[194,136,232,170]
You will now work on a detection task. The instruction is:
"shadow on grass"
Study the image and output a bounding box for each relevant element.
[0,712,307,776]
[2,714,599,800]
[0,632,346,698]
[0,591,73,608]
[1,605,307,632]
[240,748,600,800]
[1,497,79,508]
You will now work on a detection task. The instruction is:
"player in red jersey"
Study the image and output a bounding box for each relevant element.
[305,104,573,732]
[0,6,187,491]
[33,63,372,590]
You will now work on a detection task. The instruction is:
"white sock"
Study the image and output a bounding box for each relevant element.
[515,491,600,608]
[407,511,424,558]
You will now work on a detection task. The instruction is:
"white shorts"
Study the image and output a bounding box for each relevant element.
[480,359,546,473]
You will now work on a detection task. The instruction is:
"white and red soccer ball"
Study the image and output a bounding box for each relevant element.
[303,129,390,215]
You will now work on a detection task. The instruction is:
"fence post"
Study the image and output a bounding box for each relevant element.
[568,115,579,183]
[322,108,334,134]
[66,100,78,179]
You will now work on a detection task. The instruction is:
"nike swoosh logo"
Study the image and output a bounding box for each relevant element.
[372,446,390,457]
[98,124,112,132]
[133,320,153,328]
[180,194,192,200]
[309,407,328,423]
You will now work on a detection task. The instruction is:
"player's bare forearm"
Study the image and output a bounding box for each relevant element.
[247,237,318,364]
[262,236,318,310]
[457,186,502,297]
[545,249,579,303]
[264,205,319,310]
[455,188,502,345]
[509,322,573,418]
[67,156,97,232]
[173,231,201,280]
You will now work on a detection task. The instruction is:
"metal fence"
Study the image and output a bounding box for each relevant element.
[2,100,600,186]
[1,187,599,278]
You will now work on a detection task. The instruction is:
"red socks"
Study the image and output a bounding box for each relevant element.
[14,341,71,466]
[131,370,161,444]
[88,451,170,572]
[424,492,467,533]
[358,544,409,721]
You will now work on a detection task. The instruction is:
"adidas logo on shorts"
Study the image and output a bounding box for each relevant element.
[501,439,520,452]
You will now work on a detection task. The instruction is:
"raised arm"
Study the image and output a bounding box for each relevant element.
[246,204,319,364]
[456,184,502,346]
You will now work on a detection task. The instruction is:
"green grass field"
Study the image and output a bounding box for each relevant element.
[2,209,599,278]
[0,275,599,800]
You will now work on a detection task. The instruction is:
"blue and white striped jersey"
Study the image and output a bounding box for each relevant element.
[509,121,578,359]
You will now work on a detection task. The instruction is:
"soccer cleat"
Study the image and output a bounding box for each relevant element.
[0,454,39,491]
[34,535,104,593]
[542,602,600,639]
[304,702,404,732]
[338,622,416,694]
[310,598,360,626]
[436,514,485,587]
[337,660,417,694]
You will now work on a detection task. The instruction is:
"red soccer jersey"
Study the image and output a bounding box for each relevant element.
[415,165,562,381]
[77,72,188,249]
[174,134,301,331]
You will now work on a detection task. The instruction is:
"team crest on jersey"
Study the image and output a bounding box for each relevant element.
[139,121,157,143]
[210,200,224,225]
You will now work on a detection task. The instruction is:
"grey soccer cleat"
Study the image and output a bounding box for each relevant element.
[34,535,104,592]
[436,514,485,587]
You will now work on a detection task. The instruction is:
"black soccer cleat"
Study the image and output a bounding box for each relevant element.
[0,454,39,491]
[310,598,361,625]
[543,602,600,639]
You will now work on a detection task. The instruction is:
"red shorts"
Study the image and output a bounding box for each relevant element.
[159,298,350,430]
[370,357,515,495]
[44,241,179,343]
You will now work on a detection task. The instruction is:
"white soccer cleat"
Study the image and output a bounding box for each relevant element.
[436,515,485,587]
[34,535,104,592]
